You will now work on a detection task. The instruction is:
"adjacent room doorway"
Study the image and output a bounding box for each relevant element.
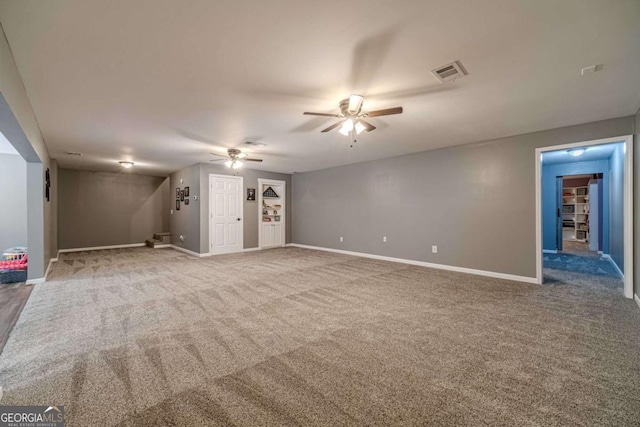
[209,174,243,255]
[535,135,633,299]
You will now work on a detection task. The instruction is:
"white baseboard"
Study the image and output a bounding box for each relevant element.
[289,244,538,284]
[169,245,204,257]
[26,277,45,285]
[153,244,171,249]
[543,249,558,254]
[58,243,145,253]
[634,294,640,309]
[601,254,624,278]
[243,247,261,252]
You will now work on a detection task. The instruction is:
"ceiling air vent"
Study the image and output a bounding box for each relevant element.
[432,60,468,83]
[244,141,266,148]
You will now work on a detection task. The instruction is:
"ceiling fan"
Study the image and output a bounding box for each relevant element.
[303,94,403,144]
[210,148,263,169]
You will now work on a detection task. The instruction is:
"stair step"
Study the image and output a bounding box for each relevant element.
[153,232,171,243]
[145,239,160,248]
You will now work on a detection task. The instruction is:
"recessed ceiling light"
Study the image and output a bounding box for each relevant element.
[568,148,585,157]
[119,161,134,168]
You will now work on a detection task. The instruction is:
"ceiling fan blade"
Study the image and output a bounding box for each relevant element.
[210,152,228,158]
[321,121,343,133]
[303,112,342,118]
[209,159,226,162]
[244,158,263,162]
[359,119,376,132]
[348,94,364,114]
[365,107,403,117]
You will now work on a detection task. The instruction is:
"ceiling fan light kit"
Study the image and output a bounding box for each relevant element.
[211,148,263,169]
[303,94,403,146]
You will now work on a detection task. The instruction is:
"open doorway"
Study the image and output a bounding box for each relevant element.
[535,136,633,299]
[557,174,603,257]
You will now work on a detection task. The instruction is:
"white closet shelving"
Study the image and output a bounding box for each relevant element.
[562,186,589,242]
[258,179,285,248]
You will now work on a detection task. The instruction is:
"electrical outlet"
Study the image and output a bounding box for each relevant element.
[383,236,387,242]
[432,245,438,253]
[340,236,344,242]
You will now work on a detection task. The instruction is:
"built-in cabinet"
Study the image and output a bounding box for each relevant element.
[562,185,589,242]
[258,179,285,249]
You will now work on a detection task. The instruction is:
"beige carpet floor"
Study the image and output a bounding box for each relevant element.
[0,247,639,426]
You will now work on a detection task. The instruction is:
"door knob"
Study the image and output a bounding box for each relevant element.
[237,218,242,221]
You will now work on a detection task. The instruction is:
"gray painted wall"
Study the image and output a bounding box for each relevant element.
[58,169,170,249]
[609,144,625,271]
[1,24,54,279]
[634,107,640,297]
[169,164,201,253]
[50,159,58,258]
[0,153,27,252]
[199,164,292,252]
[293,116,634,279]
[169,163,291,254]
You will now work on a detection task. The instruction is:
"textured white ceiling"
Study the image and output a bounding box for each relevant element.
[0,0,639,176]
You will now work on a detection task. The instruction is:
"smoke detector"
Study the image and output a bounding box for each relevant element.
[432,60,468,83]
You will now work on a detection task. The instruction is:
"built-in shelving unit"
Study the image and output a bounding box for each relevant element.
[562,186,589,242]
[259,180,285,248]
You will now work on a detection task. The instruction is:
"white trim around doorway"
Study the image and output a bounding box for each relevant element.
[535,135,634,299]
[208,174,244,256]
[258,178,286,249]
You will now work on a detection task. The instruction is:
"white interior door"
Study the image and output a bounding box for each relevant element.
[210,175,243,254]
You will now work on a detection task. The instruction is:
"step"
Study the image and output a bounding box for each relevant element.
[153,233,171,243]
[145,239,160,248]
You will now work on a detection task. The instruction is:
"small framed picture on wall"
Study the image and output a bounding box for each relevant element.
[176,200,180,210]
[247,188,256,201]
[184,187,189,197]
[180,190,185,201]
[184,198,189,205]
[176,188,180,198]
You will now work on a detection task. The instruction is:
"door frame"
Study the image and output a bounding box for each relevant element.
[258,178,286,249]
[535,135,633,298]
[209,174,244,255]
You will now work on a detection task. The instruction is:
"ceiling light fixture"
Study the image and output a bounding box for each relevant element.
[339,118,354,136]
[568,148,585,157]
[225,159,244,169]
[339,119,367,137]
[119,161,134,168]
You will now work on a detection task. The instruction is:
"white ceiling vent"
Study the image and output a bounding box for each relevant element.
[432,60,468,83]
[244,141,266,148]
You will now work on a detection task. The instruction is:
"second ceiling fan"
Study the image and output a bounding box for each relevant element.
[304,94,403,143]
[210,148,263,169]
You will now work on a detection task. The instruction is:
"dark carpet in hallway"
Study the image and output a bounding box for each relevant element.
[0,247,639,426]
